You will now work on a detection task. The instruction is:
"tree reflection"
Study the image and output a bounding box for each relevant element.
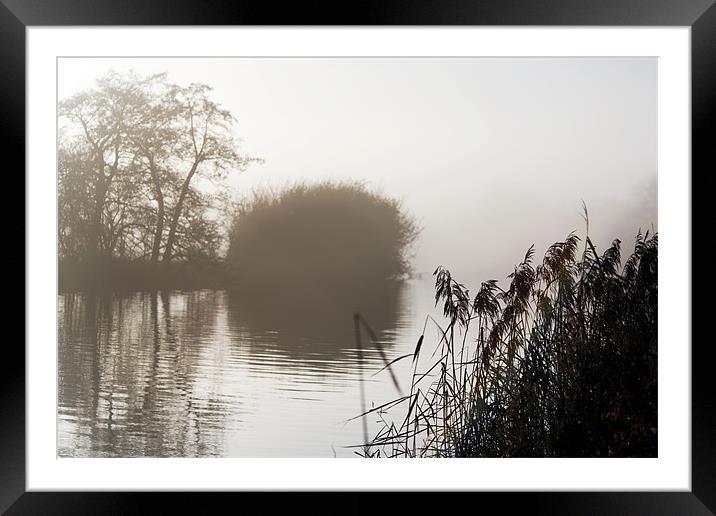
[58,291,237,457]
[225,278,408,369]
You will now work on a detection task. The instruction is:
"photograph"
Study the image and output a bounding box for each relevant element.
[56,56,658,459]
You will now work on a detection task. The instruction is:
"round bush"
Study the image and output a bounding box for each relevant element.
[227,181,419,293]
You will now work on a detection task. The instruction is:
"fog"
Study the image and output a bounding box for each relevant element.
[59,57,656,287]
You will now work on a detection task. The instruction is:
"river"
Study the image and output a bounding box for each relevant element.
[57,278,444,457]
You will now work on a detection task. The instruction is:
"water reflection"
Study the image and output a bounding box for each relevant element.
[226,279,405,362]
[59,291,236,456]
[58,281,416,457]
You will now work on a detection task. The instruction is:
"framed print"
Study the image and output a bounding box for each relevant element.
[5,0,714,513]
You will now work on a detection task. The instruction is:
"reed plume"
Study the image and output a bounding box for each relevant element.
[355,224,657,458]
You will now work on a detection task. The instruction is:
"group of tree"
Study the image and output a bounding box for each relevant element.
[58,71,258,268]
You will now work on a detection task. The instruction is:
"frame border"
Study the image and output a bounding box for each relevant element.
[5,0,714,513]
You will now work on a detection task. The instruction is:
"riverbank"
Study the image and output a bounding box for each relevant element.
[58,259,231,293]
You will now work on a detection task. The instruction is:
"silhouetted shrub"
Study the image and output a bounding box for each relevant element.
[226,181,420,294]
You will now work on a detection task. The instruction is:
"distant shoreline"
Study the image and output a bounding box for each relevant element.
[58,259,231,294]
[57,258,421,294]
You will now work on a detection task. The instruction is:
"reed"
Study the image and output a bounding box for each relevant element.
[355,222,658,458]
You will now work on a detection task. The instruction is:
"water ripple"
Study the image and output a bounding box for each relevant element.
[58,281,434,457]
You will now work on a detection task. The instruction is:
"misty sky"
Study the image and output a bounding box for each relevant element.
[58,57,657,286]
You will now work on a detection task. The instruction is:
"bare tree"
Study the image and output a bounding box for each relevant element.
[58,71,259,267]
[59,72,151,261]
[162,83,258,264]
[127,75,182,263]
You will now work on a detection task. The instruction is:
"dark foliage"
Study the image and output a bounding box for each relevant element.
[358,228,657,458]
[226,181,420,295]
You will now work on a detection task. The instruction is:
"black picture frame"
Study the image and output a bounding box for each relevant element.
[4,0,714,513]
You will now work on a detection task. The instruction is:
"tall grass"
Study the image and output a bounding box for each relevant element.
[355,224,657,458]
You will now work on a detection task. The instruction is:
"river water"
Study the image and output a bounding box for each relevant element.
[57,278,446,457]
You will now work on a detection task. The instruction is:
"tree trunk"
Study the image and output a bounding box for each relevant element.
[162,161,199,264]
[148,158,165,264]
[87,174,107,264]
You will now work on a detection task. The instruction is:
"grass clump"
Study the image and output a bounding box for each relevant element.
[226,181,420,295]
[356,224,657,458]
